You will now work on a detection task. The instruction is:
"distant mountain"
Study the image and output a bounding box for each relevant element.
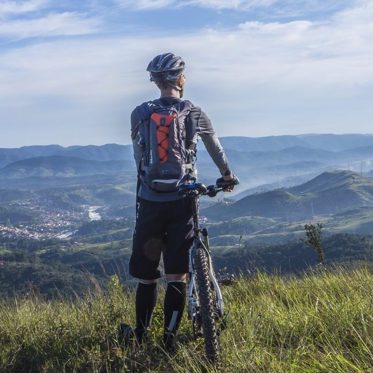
[56,144,133,162]
[1,135,373,193]
[197,143,369,187]
[0,145,64,168]
[199,146,336,167]
[340,146,373,160]
[0,144,133,168]
[0,156,132,178]
[218,145,373,170]
[231,170,325,201]
[289,170,363,194]
[204,170,373,221]
[220,134,373,152]
[2,134,373,168]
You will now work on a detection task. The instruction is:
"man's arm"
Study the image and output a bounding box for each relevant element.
[190,107,233,179]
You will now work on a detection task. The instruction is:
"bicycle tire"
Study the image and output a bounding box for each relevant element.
[195,245,220,362]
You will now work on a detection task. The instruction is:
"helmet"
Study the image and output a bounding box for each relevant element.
[146,53,185,82]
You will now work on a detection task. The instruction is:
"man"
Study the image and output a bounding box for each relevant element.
[121,52,238,351]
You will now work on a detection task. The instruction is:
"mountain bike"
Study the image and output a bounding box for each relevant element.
[178,178,237,363]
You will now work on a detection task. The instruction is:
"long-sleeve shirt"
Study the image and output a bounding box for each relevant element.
[131,96,232,201]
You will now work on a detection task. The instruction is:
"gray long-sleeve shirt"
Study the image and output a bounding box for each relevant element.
[131,97,231,201]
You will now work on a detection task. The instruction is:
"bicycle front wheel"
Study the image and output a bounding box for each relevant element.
[195,245,220,363]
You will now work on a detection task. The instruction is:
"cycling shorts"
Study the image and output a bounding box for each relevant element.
[129,197,194,280]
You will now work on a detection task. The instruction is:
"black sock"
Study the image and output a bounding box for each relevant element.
[164,282,186,337]
[135,282,157,332]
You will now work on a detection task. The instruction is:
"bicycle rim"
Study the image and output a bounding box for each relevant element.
[195,245,220,363]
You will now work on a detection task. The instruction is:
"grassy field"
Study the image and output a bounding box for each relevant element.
[1,268,373,372]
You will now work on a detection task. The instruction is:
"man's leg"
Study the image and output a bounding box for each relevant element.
[127,198,164,344]
[162,198,194,350]
[135,278,158,342]
[163,273,188,350]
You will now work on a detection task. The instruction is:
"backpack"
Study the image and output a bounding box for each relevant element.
[138,100,196,193]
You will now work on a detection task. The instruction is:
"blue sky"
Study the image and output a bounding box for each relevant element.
[0,0,373,147]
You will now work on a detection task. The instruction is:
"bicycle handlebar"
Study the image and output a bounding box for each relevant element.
[178,182,224,197]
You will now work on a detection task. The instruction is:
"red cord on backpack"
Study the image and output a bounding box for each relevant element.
[151,112,177,163]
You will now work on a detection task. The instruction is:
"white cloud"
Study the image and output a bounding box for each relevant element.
[117,0,302,11]
[0,12,100,38]
[115,0,354,12]
[1,0,373,145]
[184,0,276,10]
[116,0,175,10]
[115,0,279,11]
[0,0,48,14]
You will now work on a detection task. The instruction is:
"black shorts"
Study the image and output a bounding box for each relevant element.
[129,197,194,280]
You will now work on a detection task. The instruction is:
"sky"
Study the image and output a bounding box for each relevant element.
[0,0,373,147]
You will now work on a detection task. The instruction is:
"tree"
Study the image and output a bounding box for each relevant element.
[304,222,325,265]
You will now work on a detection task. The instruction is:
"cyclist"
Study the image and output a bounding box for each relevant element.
[121,52,238,351]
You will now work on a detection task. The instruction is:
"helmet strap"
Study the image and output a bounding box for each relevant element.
[166,81,184,98]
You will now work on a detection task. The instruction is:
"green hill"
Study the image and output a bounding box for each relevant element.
[205,170,373,221]
[1,268,373,372]
[35,184,135,209]
[2,232,373,298]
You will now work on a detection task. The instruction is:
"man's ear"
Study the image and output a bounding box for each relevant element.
[177,74,186,87]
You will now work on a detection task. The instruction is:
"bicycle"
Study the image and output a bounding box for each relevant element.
[178,177,238,363]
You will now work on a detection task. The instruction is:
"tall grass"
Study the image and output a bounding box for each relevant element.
[1,268,373,372]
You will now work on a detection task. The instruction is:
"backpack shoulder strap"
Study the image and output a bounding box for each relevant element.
[181,100,196,149]
[138,101,156,119]
[136,101,156,173]
[181,99,193,111]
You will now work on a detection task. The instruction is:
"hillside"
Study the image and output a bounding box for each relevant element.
[0,145,64,168]
[34,184,136,210]
[1,268,373,372]
[207,207,373,247]
[0,206,37,224]
[204,170,373,220]
[56,143,133,161]
[2,232,373,297]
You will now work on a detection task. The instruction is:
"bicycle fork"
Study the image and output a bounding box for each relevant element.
[187,239,225,329]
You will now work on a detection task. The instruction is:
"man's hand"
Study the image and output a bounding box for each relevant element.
[216,174,239,192]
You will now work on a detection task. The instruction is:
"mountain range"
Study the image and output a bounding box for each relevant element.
[1,133,373,167]
[3,135,373,298]
[1,134,373,191]
[0,144,132,168]
[204,170,373,221]
[0,156,132,178]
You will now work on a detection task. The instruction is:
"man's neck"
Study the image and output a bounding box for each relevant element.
[160,88,181,99]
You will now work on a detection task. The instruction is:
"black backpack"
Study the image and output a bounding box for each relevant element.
[138,100,196,192]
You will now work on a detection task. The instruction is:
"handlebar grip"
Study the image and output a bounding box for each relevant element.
[216,176,240,189]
